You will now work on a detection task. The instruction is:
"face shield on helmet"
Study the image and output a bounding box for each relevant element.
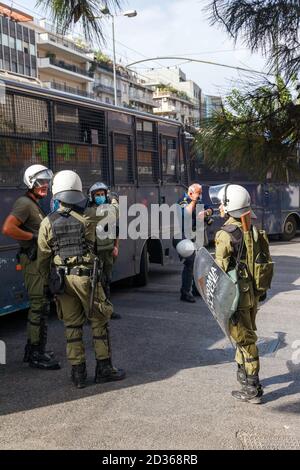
[208,184,228,206]
[32,169,53,187]
[209,183,256,219]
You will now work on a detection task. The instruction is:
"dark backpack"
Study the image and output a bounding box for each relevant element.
[223,224,274,296]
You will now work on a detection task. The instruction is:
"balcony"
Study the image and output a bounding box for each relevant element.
[153,90,192,105]
[38,57,94,82]
[94,82,121,97]
[43,81,97,100]
[38,32,91,61]
[129,90,156,108]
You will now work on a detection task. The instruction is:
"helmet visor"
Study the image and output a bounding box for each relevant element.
[33,169,53,187]
[208,184,227,205]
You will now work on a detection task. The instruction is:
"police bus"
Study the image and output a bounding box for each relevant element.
[0,79,190,315]
[192,161,300,244]
[1,80,300,316]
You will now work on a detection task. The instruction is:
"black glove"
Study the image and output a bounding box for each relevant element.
[259,293,267,302]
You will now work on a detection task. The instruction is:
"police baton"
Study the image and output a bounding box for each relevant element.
[89,256,100,318]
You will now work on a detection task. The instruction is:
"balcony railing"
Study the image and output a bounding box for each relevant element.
[38,32,91,56]
[43,81,96,100]
[94,82,121,97]
[47,57,94,78]
[129,91,156,107]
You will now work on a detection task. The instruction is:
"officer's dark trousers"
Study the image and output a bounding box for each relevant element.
[181,252,195,294]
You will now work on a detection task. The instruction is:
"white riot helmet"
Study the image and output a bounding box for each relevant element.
[52,170,86,205]
[209,183,256,219]
[176,239,195,258]
[87,181,108,202]
[23,164,53,189]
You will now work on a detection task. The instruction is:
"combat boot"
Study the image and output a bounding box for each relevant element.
[232,375,263,404]
[111,311,122,320]
[23,340,54,363]
[71,363,87,389]
[237,364,247,386]
[28,345,61,370]
[94,358,126,383]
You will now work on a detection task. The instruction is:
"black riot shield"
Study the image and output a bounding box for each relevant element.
[193,247,239,341]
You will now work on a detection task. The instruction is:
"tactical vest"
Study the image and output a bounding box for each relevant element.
[49,210,89,263]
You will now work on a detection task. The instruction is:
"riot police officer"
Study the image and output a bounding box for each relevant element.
[210,183,270,403]
[37,171,125,388]
[2,164,60,370]
[87,182,120,320]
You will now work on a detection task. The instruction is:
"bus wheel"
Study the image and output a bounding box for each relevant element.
[134,243,149,287]
[281,215,297,241]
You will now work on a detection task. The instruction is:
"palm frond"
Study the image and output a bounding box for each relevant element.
[36,0,122,44]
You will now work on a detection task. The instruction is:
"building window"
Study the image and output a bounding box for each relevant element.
[16,39,22,51]
[29,44,36,55]
[2,34,9,47]
[9,36,15,49]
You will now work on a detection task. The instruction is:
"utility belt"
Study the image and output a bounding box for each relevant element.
[48,264,102,295]
[56,266,93,277]
[19,244,37,262]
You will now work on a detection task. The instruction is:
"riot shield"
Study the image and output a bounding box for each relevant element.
[193,247,239,341]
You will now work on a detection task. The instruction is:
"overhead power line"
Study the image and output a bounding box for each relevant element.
[127,56,271,76]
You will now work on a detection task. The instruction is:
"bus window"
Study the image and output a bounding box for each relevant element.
[53,104,108,185]
[161,136,177,183]
[0,137,49,186]
[113,133,134,184]
[0,93,49,139]
[136,119,159,183]
[14,95,49,138]
[0,93,14,134]
[54,103,79,142]
[54,143,108,186]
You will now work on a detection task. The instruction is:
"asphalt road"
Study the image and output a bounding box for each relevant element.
[0,238,300,450]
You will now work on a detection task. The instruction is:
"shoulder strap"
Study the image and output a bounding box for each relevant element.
[25,193,46,217]
[222,224,245,267]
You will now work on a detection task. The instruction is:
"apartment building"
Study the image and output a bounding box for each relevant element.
[0,3,37,81]
[121,70,156,113]
[143,67,202,126]
[30,19,94,99]
[92,59,122,105]
[201,94,222,119]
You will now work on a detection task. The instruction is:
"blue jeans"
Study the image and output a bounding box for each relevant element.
[181,252,195,295]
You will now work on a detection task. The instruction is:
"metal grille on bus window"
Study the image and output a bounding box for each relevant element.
[162,136,177,183]
[54,143,109,186]
[54,103,106,145]
[113,133,134,184]
[180,141,189,186]
[136,119,159,183]
[0,137,50,186]
[0,94,49,138]
[0,94,14,134]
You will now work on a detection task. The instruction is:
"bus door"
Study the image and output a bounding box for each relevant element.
[110,131,137,281]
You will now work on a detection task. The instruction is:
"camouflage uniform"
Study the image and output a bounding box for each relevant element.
[37,205,113,366]
[215,217,260,378]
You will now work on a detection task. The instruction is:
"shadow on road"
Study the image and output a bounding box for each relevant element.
[0,251,299,416]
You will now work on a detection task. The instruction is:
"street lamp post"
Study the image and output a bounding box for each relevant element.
[100,8,137,106]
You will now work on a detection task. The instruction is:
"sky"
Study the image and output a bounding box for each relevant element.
[13,0,271,97]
